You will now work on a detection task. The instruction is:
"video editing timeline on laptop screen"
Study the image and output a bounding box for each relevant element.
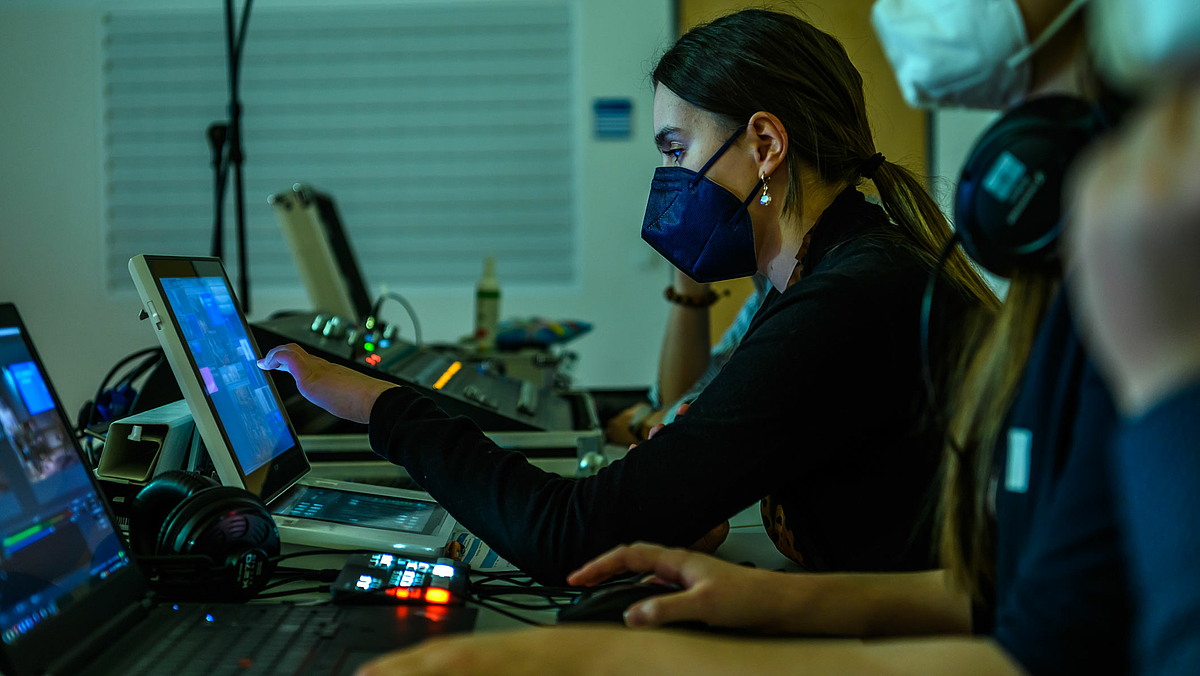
[158,276,292,476]
[0,327,129,647]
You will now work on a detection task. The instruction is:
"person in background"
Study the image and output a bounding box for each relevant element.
[263,8,996,588]
[352,1,1159,674]
[604,273,767,447]
[1069,44,1200,676]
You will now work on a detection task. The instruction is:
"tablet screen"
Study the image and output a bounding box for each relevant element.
[159,276,293,475]
[139,256,308,502]
[271,485,448,536]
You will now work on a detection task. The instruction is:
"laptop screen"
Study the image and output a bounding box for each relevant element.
[0,324,130,647]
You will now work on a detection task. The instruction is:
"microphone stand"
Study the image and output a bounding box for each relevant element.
[208,0,254,313]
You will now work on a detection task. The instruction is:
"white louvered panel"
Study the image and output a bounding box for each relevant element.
[103,1,575,293]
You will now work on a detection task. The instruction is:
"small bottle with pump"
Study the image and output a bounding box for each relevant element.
[474,256,500,352]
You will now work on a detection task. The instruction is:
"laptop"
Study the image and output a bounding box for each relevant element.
[0,303,475,676]
[127,255,455,556]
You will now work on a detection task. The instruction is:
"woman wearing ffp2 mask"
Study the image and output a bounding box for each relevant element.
[261,10,996,587]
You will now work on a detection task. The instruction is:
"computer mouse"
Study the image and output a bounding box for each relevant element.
[557,581,681,624]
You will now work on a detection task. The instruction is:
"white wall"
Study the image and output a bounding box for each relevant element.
[0,0,675,416]
[929,108,1000,220]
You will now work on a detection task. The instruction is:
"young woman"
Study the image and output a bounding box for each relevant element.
[346,2,1145,676]
[261,9,994,585]
[1070,82,1200,676]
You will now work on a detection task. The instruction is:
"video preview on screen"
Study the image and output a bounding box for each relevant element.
[159,277,293,475]
[0,359,79,488]
[0,329,128,641]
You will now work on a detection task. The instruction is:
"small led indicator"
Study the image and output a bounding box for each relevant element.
[205,613,215,623]
[425,588,451,605]
[432,362,462,390]
[364,342,375,352]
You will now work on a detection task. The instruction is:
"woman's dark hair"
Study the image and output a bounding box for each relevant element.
[653,9,995,316]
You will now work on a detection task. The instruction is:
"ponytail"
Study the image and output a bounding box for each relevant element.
[869,160,999,312]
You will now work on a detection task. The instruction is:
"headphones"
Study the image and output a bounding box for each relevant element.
[921,94,1121,410]
[128,470,280,601]
[954,94,1112,278]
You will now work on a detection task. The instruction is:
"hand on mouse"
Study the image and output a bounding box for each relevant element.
[257,343,395,424]
[566,542,786,631]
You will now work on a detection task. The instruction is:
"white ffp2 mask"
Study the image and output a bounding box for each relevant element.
[872,0,1090,110]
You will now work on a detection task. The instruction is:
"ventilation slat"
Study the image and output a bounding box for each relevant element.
[103,1,576,292]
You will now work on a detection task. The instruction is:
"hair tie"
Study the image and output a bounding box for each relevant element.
[858,152,886,179]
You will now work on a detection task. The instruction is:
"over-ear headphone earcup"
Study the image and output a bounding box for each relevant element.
[955,95,1104,278]
[158,486,280,599]
[128,470,221,555]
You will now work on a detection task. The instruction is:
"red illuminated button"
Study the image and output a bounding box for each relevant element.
[425,588,451,605]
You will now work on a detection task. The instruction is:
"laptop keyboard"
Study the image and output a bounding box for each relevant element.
[126,604,345,676]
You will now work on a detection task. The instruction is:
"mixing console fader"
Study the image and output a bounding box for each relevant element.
[253,312,597,433]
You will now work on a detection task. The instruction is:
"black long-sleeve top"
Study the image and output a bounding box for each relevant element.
[369,189,958,584]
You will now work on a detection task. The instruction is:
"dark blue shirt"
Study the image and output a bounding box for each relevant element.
[978,293,1132,675]
[1113,382,1200,676]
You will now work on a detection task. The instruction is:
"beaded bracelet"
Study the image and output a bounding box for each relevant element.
[663,285,729,307]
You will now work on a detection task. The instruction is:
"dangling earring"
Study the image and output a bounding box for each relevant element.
[759,173,772,206]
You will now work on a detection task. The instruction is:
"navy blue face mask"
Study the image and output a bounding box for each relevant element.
[641,127,764,283]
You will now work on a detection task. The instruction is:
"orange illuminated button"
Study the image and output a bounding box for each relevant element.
[431,362,462,390]
[424,588,451,605]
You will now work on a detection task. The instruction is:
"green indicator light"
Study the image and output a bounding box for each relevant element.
[364,342,375,351]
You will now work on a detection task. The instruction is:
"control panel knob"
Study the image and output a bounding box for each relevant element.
[310,314,327,332]
[322,316,345,338]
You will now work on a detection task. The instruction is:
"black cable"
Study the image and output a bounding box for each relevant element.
[255,585,329,600]
[472,598,569,611]
[233,0,254,81]
[466,598,546,627]
[81,347,164,435]
[471,583,580,597]
[471,571,533,581]
[920,232,962,413]
[262,569,337,590]
[275,566,339,579]
[467,596,567,612]
[269,548,381,564]
[370,292,423,345]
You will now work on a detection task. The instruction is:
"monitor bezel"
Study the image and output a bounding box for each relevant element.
[127,255,310,504]
[0,303,150,676]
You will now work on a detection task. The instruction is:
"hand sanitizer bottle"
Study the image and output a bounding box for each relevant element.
[474,256,500,351]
